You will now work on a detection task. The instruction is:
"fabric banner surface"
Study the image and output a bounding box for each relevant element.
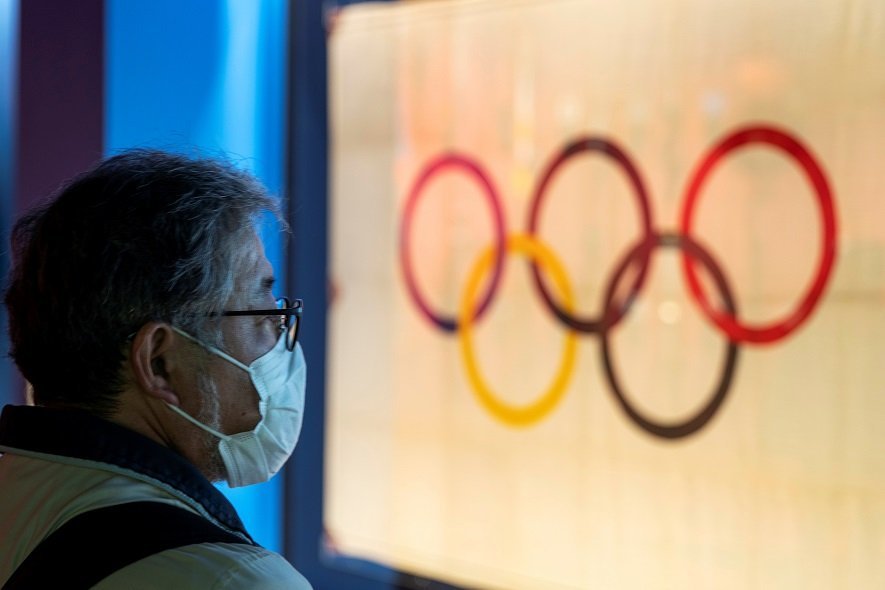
[326,1,885,588]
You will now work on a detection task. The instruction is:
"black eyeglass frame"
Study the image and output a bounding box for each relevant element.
[218,297,303,351]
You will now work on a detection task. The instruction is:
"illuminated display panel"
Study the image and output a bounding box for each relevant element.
[327,1,885,587]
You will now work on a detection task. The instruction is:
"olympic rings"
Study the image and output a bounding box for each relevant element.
[680,125,837,344]
[601,233,739,439]
[458,234,578,428]
[527,137,654,333]
[400,153,507,332]
[399,124,837,438]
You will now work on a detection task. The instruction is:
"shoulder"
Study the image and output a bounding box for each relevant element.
[95,542,312,590]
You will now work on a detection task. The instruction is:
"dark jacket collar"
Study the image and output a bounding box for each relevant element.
[0,404,253,542]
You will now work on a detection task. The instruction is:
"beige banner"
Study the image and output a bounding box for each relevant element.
[326,1,885,588]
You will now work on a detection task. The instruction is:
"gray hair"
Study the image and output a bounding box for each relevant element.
[5,149,281,417]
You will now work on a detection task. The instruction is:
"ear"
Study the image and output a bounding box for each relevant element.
[129,322,180,406]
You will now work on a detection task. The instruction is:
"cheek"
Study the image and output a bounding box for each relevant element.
[215,363,261,429]
[257,323,279,354]
[226,321,279,365]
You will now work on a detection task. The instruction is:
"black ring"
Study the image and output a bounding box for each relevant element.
[600,232,739,439]
[526,136,655,334]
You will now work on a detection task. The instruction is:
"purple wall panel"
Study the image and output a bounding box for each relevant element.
[13,0,104,403]
[16,0,103,211]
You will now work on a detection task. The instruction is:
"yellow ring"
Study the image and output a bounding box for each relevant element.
[458,233,578,427]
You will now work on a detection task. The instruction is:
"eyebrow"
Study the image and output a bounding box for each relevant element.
[259,276,276,294]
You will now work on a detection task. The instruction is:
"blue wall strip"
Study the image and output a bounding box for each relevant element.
[105,0,289,553]
[0,0,17,409]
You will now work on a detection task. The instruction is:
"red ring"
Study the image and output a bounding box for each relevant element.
[400,153,508,333]
[679,125,837,344]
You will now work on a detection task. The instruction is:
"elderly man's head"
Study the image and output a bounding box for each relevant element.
[4,150,296,480]
[6,150,276,411]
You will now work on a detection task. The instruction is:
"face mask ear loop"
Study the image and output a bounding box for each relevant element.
[165,403,231,442]
[172,326,251,372]
[166,327,251,440]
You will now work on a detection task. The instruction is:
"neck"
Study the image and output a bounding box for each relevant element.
[111,387,225,482]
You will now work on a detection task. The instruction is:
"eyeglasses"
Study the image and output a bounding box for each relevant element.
[220,297,303,351]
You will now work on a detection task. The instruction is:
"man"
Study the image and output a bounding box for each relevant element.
[0,150,311,588]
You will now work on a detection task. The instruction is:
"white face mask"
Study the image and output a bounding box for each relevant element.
[166,328,307,488]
